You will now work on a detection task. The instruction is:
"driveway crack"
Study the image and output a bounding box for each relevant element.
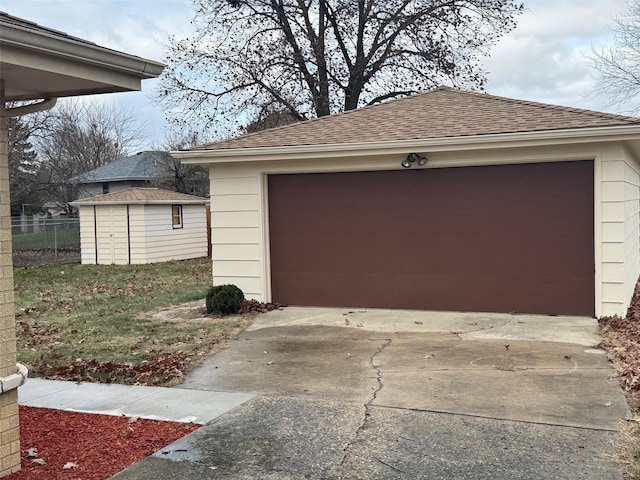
[338,338,392,477]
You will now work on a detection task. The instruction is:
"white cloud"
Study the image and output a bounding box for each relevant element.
[1,0,194,59]
[484,0,630,112]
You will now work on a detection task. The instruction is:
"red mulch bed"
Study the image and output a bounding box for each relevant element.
[9,406,198,480]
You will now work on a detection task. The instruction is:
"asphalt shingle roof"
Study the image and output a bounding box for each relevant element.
[71,151,172,184]
[192,87,640,151]
[0,11,97,46]
[71,188,208,204]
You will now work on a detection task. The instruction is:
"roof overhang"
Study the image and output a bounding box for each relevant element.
[175,124,640,165]
[70,199,209,207]
[73,176,156,184]
[1,15,165,101]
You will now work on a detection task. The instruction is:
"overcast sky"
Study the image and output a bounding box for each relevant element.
[0,0,632,149]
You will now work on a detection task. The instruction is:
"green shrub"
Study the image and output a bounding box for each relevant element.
[206,284,245,315]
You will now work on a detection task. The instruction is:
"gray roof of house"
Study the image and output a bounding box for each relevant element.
[71,151,173,184]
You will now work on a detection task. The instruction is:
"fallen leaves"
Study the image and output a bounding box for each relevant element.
[600,280,640,409]
[39,353,194,385]
[238,299,282,314]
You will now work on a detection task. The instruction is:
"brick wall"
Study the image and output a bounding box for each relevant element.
[0,84,21,477]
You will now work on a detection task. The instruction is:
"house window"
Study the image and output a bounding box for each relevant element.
[172,205,183,229]
[102,183,109,194]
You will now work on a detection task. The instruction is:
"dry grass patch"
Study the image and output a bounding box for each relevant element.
[14,258,255,386]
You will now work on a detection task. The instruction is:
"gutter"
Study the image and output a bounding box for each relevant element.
[174,124,640,164]
[1,21,165,79]
[0,364,28,393]
[70,199,209,207]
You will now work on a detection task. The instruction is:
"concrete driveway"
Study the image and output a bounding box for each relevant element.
[113,308,629,479]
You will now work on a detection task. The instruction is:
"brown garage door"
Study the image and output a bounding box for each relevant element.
[268,161,594,316]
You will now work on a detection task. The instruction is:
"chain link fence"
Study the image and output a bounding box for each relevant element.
[12,216,81,267]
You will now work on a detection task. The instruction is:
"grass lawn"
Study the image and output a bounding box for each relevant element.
[13,227,80,250]
[14,258,253,386]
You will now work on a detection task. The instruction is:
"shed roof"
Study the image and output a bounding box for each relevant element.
[70,188,209,206]
[71,151,172,184]
[189,87,640,151]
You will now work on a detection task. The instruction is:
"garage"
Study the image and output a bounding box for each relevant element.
[177,86,640,318]
[268,161,594,316]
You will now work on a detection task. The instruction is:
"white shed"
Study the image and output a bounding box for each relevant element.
[71,188,209,265]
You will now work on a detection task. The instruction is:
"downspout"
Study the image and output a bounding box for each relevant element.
[0,94,58,391]
[4,97,57,118]
[0,364,27,393]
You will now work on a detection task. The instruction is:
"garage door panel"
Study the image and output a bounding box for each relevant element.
[268,161,594,315]
[271,271,594,315]
[274,235,590,277]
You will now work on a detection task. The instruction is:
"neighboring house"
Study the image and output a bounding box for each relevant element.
[71,151,174,198]
[175,86,640,319]
[0,12,163,477]
[70,188,209,265]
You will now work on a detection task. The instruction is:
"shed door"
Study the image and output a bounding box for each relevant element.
[95,205,129,265]
[267,161,594,316]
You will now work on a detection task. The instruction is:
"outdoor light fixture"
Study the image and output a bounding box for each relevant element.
[402,153,427,168]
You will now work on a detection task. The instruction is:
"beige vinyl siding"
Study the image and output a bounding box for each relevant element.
[599,146,640,317]
[141,204,208,263]
[210,170,264,300]
[78,205,97,264]
[127,204,146,264]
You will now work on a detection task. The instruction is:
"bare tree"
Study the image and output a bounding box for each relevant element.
[243,108,300,134]
[34,100,148,212]
[151,132,210,197]
[7,106,54,215]
[159,0,523,135]
[591,1,640,113]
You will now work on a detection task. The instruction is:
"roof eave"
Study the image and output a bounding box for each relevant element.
[2,22,165,78]
[1,20,165,101]
[175,125,640,164]
[74,176,157,184]
[70,199,209,206]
